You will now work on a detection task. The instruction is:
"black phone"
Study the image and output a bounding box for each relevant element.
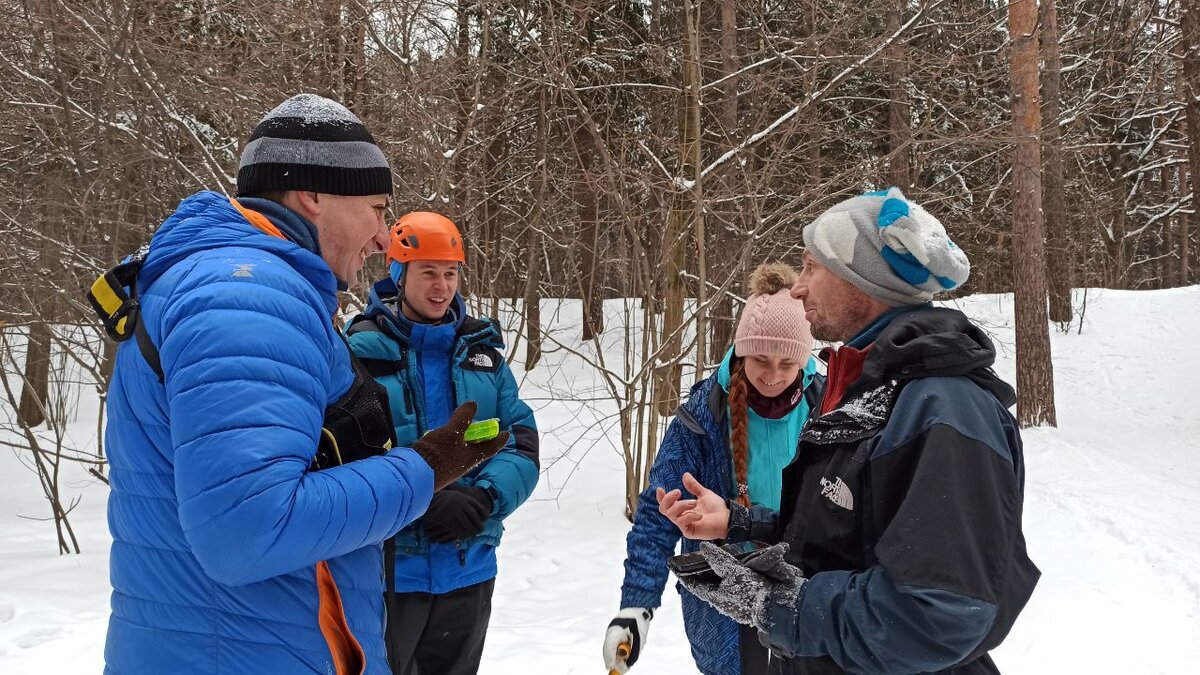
[667,540,771,585]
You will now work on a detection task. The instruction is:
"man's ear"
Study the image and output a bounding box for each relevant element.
[291,191,322,219]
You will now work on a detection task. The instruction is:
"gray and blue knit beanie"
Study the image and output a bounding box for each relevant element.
[236,93,392,197]
[802,187,970,306]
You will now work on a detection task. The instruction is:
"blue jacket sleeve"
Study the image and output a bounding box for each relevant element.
[160,266,434,586]
[470,359,539,519]
[765,567,997,674]
[618,418,702,609]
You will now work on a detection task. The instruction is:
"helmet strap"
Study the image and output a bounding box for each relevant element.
[399,294,449,324]
[397,278,451,326]
[391,260,461,325]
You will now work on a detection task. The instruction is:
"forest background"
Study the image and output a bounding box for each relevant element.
[1,0,1197,547]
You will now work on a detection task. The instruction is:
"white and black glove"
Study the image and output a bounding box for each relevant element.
[603,607,653,673]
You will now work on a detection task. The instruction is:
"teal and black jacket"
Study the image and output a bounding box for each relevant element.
[346,278,539,594]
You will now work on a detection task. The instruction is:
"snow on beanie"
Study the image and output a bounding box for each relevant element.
[236,93,392,197]
[734,264,814,362]
[801,187,970,306]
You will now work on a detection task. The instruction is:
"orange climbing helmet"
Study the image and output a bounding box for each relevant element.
[386,211,466,266]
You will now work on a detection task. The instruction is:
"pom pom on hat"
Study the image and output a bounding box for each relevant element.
[801,187,970,306]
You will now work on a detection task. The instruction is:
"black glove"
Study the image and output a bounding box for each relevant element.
[678,542,806,631]
[410,402,509,491]
[422,484,494,543]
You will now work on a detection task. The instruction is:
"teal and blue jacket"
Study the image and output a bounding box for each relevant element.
[346,278,539,594]
[620,350,822,675]
[715,350,818,511]
[103,191,435,675]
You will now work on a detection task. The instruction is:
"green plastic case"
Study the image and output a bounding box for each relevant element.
[464,418,500,443]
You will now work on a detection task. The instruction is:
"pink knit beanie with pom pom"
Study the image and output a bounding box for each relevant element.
[733,263,814,362]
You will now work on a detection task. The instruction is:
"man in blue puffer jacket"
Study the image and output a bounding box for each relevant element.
[101,95,506,675]
[345,212,539,675]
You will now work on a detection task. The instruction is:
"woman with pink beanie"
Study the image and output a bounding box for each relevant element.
[604,263,822,675]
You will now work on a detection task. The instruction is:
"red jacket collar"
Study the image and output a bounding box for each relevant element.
[818,344,873,415]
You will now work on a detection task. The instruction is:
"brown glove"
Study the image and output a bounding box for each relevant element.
[410,402,509,491]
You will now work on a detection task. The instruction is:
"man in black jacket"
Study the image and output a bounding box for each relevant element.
[658,187,1039,674]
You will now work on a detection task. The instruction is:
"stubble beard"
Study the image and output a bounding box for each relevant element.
[809,318,844,343]
[811,302,877,344]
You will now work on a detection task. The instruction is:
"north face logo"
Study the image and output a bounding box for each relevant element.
[231,264,255,278]
[467,352,493,369]
[819,476,854,511]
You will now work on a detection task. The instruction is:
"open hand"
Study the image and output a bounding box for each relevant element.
[656,472,730,540]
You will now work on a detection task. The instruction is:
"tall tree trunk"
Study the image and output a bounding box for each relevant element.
[718,0,738,147]
[18,322,51,427]
[320,0,344,97]
[885,0,912,189]
[686,0,707,379]
[708,0,739,365]
[656,0,702,415]
[1103,174,1130,289]
[1166,168,1179,287]
[1008,0,1057,427]
[577,123,604,341]
[525,87,549,370]
[1182,0,1200,285]
[343,0,367,108]
[1181,169,1192,285]
[451,0,472,225]
[1041,0,1072,321]
[805,0,822,188]
[1161,112,1175,288]
[523,226,542,369]
[574,1,604,341]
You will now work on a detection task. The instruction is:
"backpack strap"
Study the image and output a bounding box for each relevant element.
[344,315,408,378]
[86,253,164,383]
[344,312,383,335]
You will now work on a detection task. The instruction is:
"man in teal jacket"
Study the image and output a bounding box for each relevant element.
[98,95,506,675]
[346,212,540,675]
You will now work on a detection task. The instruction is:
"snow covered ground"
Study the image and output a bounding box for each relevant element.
[2,288,1199,674]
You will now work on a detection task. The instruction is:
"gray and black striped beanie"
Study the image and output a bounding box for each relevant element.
[802,187,970,306]
[236,94,392,198]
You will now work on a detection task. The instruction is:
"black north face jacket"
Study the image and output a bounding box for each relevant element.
[729,307,1040,675]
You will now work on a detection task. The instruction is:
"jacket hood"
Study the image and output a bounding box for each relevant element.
[674,373,726,439]
[856,306,1016,407]
[138,191,339,313]
[360,277,501,351]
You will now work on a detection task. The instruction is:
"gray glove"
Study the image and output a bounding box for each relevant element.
[678,542,806,631]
